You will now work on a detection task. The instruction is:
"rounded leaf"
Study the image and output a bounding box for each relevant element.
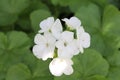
[73,49,109,78]
[6,63,31,80]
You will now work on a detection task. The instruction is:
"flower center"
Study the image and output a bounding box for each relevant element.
[64,42,67,47]
[46,43,49,47]
[49,29,51,33]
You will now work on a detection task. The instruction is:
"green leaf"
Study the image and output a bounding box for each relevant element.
[0,32,7,51]
[7,31,30,49]
[30,59,53,80]
[29,0,49,11]
[0,31,31,71]
[102,5,120,36]
[33,59,52,77]
[69,0,90,12]
[51,0,59,5]
[107,51,120,67]
[73,49,109,78]
[30,9,51,32]
[22,51,38,72]
[103,35,120,57]
[6,63,31,80]
[90,0,108,8]
[0,0,30,26]
[0,11,18,26]
[0,71,6,80]
[69,0,108,12]
[107,67,120,80]
[32,76,53,80]
[87,75,108,80]
[17,17,31,30]
[0,0,30,14]
[90,33,105,56]
[75,3,101,34]
[54,74,78,80]
[51,0,70,6]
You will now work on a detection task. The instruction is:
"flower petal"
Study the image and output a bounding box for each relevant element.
[79,32,90,48]
[69,17,81,28]
[55,40,64,49]
[77,27,85,39]
[57,48,73,59]
[39,17,54,32]
[49,58,67,76]
[51,19,63,39]
[62,17,81,29]
[32,45,46,59]
[64,65,73,75]
[60,31,74,43]
[42,48,54,61]
[34,34,46,45]
[76,43,84,53]
[67,41,79,55]
[65,59,73,65]
[44,32,56,45]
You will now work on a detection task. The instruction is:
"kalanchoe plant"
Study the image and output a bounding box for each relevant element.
[32,16,91,76]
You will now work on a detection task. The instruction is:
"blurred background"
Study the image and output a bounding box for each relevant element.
[0,0,120,80]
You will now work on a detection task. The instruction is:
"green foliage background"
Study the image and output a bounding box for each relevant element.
[0,0,120,80]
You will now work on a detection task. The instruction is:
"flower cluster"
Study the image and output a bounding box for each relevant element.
[33,16,90,76]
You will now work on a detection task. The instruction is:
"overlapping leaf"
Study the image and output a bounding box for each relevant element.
[101,5,120,57]
[75,3,101,34]
[107,67,120,80]
[102,5,120,37]
[0,31,31,72]
[0,0,30,26]
[6,63,31,80]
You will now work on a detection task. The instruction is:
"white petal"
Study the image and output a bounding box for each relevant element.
[51,19,63,39]
[34,34,46,45]
[64,66,73,75]
[62,18,69,25]
[65,59,73,65]
[56,32,79,58]
[41,34,56,60]
[40,17,54,32]
[38,30,44,33]
[57,48,73,59]
[32,45,45,59]
[49,58,67,76]
[61,31,74,43]
[77,43,84,53]
[62,18,68,22]
[77,27,85,37]
[79,32,90,48]
[69,17,81,28]
[42,43,55,60]
[67,41,79,55]
[33,33,56,60]
[55,40,64,49]
[62,17,81,29]
[42,48,54,61]
[44,33,56,45]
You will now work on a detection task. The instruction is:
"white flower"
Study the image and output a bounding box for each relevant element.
[33,33,56,61]
[62,16,81,29]
[56,31,79,58]
[39,17,63,39]
[76,27,90,53]
[49,58,73,76]
[32,16,91,77]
